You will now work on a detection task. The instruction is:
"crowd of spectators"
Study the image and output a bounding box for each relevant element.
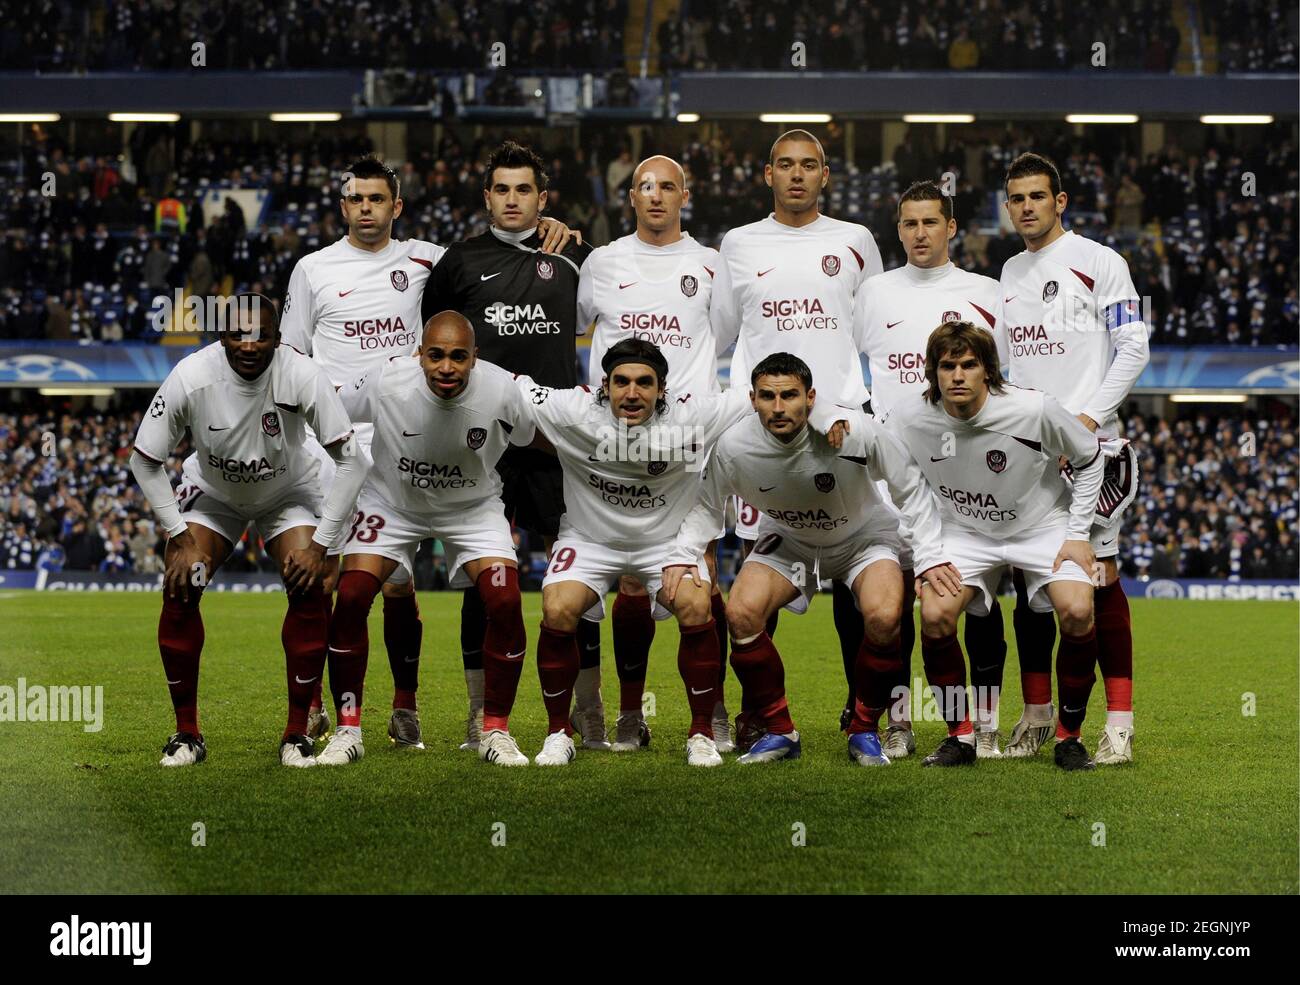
[2,403,1295,583]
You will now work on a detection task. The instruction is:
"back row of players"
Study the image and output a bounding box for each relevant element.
[131,130,1147,770]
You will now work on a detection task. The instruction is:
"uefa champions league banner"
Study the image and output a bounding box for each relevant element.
[1120,578,1299,601]
[0,570,285,592]
[0,341,194,387]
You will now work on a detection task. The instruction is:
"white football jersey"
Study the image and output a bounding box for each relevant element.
[579,233,720,398]
[995,230,1149,431]
[280,237,445,386]
[341,357,535,514]
[712,213,883,406]
[671,411,947,574]
[856,261,1000,416]
[514,378,751,550]
[134,343,353,512]
[879,384,1104,541]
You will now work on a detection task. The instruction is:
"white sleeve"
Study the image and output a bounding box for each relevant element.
[993,293,1011,379]
[852,280,874,354]
[666,455,733,568]
[860,229,884,279]
[1081,253,1149,426]
[313,435,372,548]
[304,364,353,446]
[280,260,317,356]
[1039,394,1105,540]
[128,449,188,538]
[512,373,586,441]
[502,372,539,447]
[133,370,188,463]
[710,240,741,357]
[576,259,598,339]
[339,370,378,424]
[689,385,753,446]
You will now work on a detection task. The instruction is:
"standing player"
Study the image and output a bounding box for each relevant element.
[710,128,885,742]
[282,154,574,749]
[663,352,958,765]
[829,321,1106,770]
[855,179,1003,759]
[316,313,537,767]
[129,296,368,767]
[577,154,730,753]
[995,153,1148,764]
[419,141,609,752]
[512,339,752,766]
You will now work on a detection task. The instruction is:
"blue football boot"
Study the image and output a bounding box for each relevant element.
[737,730,801,764]
[847,730,890,766]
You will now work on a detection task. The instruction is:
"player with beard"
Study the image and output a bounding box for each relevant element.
[577,154,731,753]
[511,339,753,766]
[854,179,1002,759]
[419,141,611,753]
[130,296,369,768]
[663,352,959,765]
[317,313,538,767]
[822,321,1107,771]
[710,128,885,748]
[993,152,1147,764]
[282,154,574,751]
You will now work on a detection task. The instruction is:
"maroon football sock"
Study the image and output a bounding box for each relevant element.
[729,633,794,734]
[1094,580,1134,712]
[1056,629,1099,738]
[460,586,486,670]
[1012,569,1056,705]
[479,565,526,733]
[383,591,421,711]
[920,633,973,737]
[850,635,900,734]
[328,569,381,728]
[612,590,653,712]
[159,590,204,736]
[677,620,720,738]
[576,617,601,670]
[537,625,580,734]
[283,587,330,738]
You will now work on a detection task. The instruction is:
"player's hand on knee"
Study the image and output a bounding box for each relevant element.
[164,531,209,603]
[918,562,962,598]
[283,542,329,595]
[1053,539,1095,574]
[661,564,700,603]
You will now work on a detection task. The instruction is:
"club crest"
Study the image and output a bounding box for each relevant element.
[390,269,409,292]
[261,412,281,437]
[536,259,554,281]
[986,450,1007,473]
[1042,280,1058,303]
[648,461,668,476]
[466,427,487,450]
[814,472,836,492]
[942,310,962,323]
[680,274,698,297]
[821,254,841,277]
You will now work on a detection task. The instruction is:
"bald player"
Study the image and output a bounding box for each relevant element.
[576,154,731,753]
[318,312,540,766]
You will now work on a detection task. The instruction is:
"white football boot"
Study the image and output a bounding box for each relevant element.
[279,734,317,768]
[880,725,916,759]
[479,729,529,766]
[316,726,364,765]
[460,668,484,751]
[1004,705,1055,758]
[686,733,723,767]
[159,732,206,767]
[609,712,651,752]
[975,730,1004,759]
[1093,725,1134,765]
[534,730,576,766]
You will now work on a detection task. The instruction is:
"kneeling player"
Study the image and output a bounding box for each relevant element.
[515,338,752,766]
[129,295,368,768]
[665,353,959,765]
[318,312,538,765]
[826,321,1106,770]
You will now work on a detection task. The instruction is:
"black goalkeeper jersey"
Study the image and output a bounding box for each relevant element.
[420,228,592,388]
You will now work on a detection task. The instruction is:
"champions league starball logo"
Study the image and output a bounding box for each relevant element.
[0,354,97,383]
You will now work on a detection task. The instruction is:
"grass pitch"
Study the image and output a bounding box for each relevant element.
[0,591,1296,894]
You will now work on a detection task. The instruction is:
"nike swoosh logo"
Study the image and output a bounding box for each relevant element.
[974,664,997,673]
[930,456,949,462]
[624,662,644,671]
[759,485,775,492]
[402,430,421,437]
[583,644,600,652]
[757,267,775,277]
[505,650,525,660]
[690,687,713,695]
[295,675,318,684]
[166,678,182,685]
[1004,296,1016,304]
[543,688,567,698]
[403,655,418,663]
[480,272,503,281]
[338,288,356,297]
[886,320,903,329]
[619,282,637,290]
[1101,539,1116,546]
[587,454,603,462]
[1063,705,1084,714]
[207,425,230,431]
[328,646,352,654]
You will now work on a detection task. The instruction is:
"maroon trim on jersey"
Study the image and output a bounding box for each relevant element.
[848,246,864,269]
[579,385,591,393]
[131,444,164,465]
[280,342,306,356]
[1069,267,1095,291]
[703,266,714,278]
[410,257,434,270]
[1077,441,1102,470]
[1012,436,1043,453]
[969,302,996,329]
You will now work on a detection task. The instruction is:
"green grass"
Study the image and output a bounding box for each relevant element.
[0,592,1296,894]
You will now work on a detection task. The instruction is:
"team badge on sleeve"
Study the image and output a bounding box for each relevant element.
[262,412,281,437]
[680,274,698,297]
[942,310,961,323]
[466,427,487,450]
[1042,280,1059,303]
[821,255,841,277]
[986,450,1007,473]
[536,259,554,281]
[390,270,409,291]
[814,472,836,492]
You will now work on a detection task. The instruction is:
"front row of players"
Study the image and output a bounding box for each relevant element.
[132,300,1116,770]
